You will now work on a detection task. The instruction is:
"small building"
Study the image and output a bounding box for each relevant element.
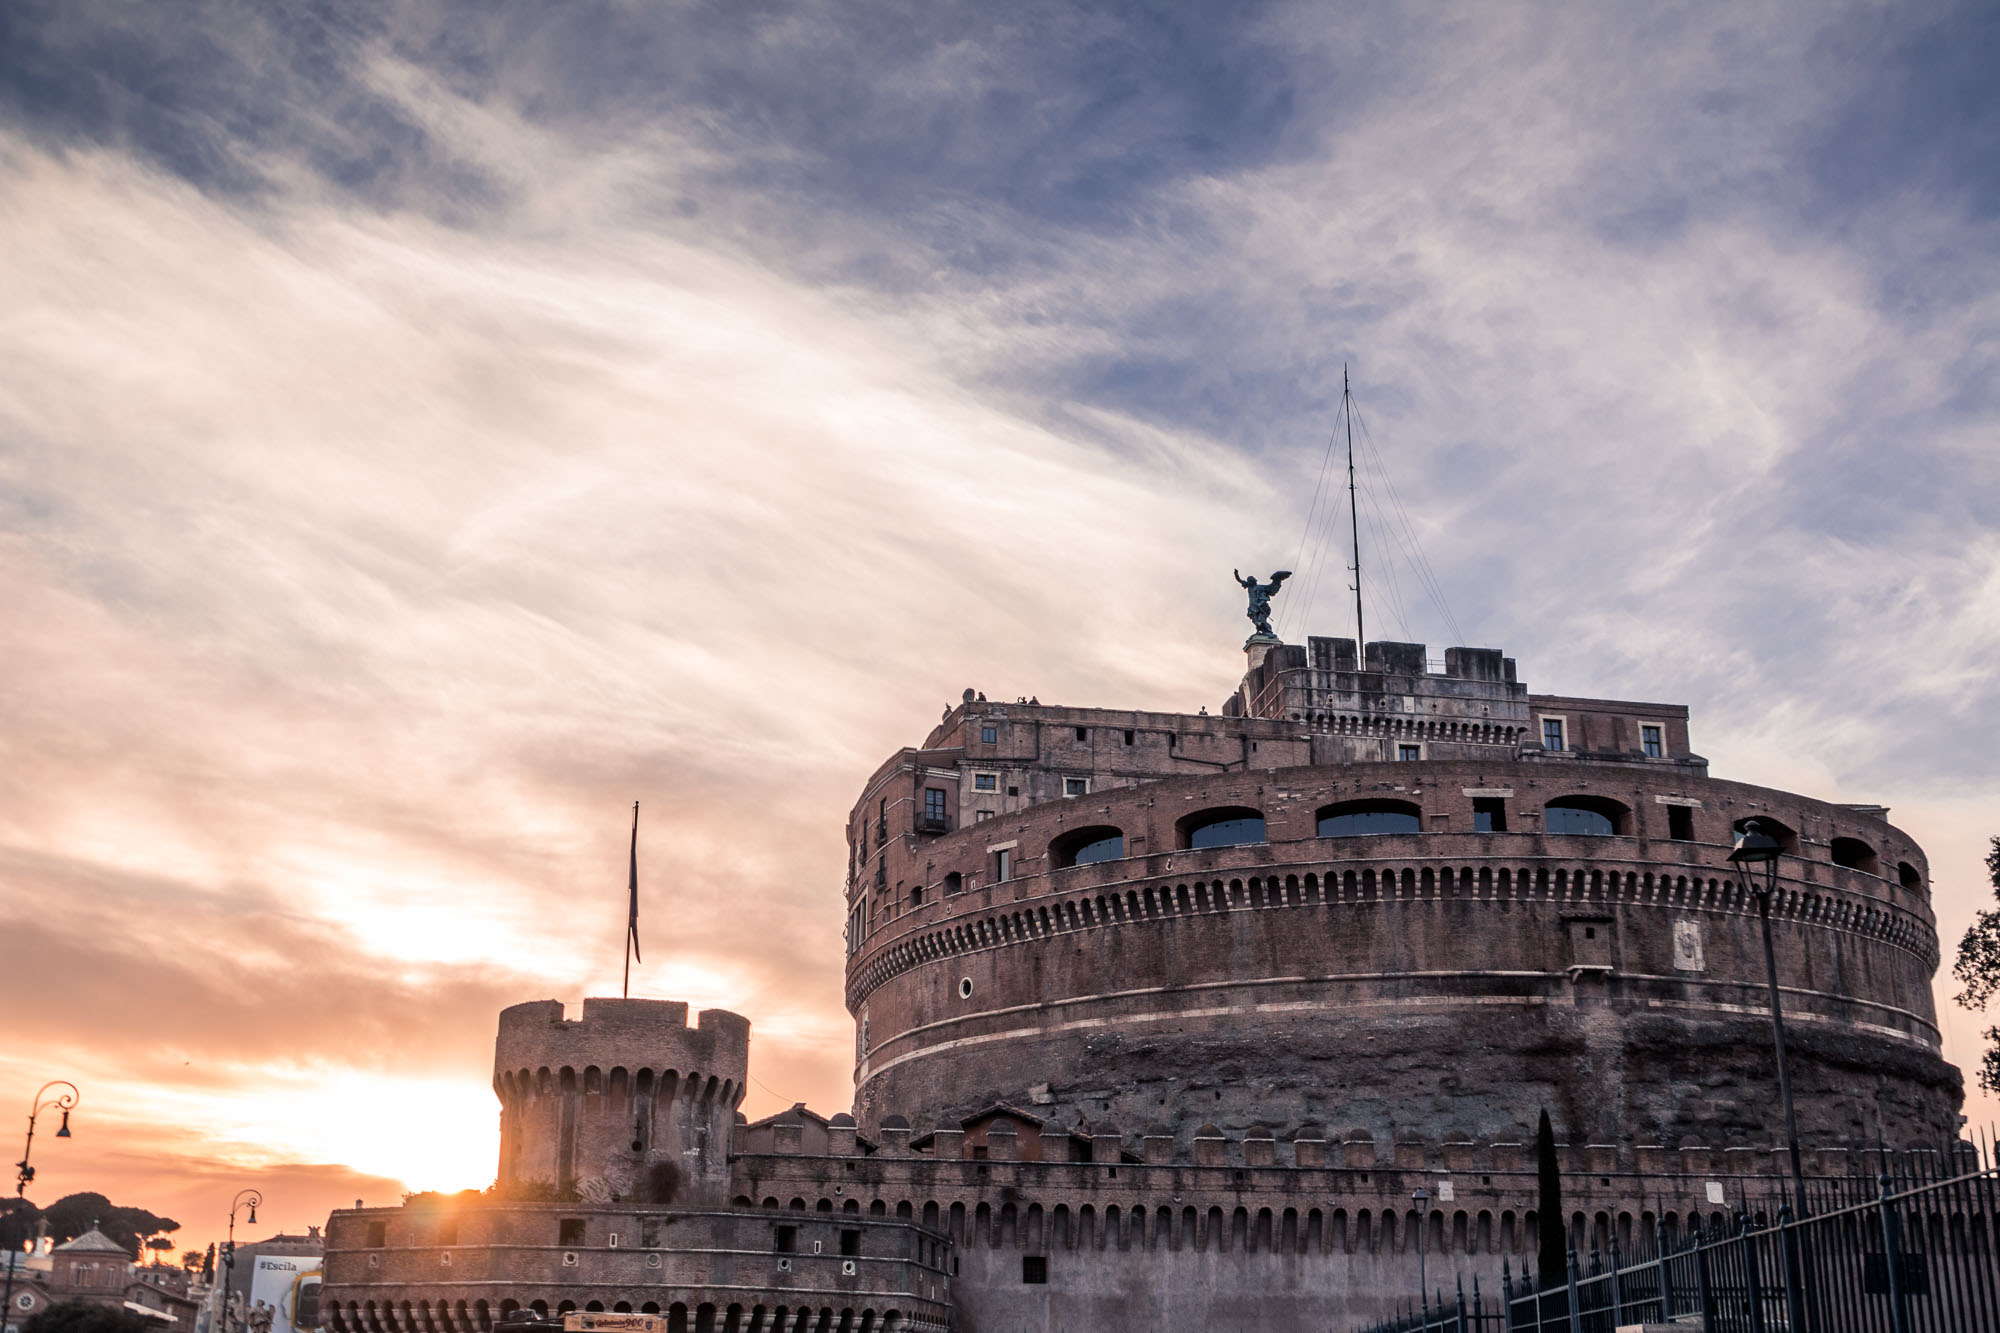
[9,1229,199,1330]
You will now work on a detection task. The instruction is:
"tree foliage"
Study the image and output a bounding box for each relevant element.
[22,1301,157,1333]
[0,1198,42,1254]
[1951,835,2000,1095]
[41,1194,179,1258]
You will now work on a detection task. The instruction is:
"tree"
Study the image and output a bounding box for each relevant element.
[1535,1108,1568,1289]
[201,1243,215,1283]
[181,1251,202,1273]
[22,1301,157,1333]
[0,1198,41,1255]
[1952,836,2000,1094]
[41,1195,180,1258]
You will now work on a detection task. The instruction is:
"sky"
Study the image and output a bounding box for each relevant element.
[2,0,1997,1255]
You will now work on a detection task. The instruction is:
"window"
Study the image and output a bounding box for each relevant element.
[1898,862,1923,893]
[1641,725,1663,758]
[1178,807,1266,849]
[1541,718,1566,751]
[973,772,998,792]
[1667,805,1695,841]
[1022,1255,1048,1284]
[1472,797,1508,833]
[994,848,1014,880]
[1075,726,1088,742]
[1397,744,1421,761]
[924,788,948,822]
[909,885,923,907]
[980,725,997,743]
[1544,796,1627,836]
[365,1222,387,1248]
[970,1145,989,1160]
[975,810,993,822]
[958,977,973,998]
[839,1230,861,1257]
[1123,729,1135,746]
[943,871,963,894]
[773,1225,797,1253]
[1316,800,1422,837]
[558,1219,586,1246]
[1007,785,1020,796]
[1831,837,1879,874]
[1051,826,1124,868]
[1063,777,1089,797]
[437,1220,458,1246]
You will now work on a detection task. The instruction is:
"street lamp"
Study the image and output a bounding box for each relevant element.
[1412,1187,1430,1308]
[1728,819,1809,1221]
[218,1190,262,1333]
[3,1081,79,1333]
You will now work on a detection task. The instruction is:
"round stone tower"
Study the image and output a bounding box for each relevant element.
[493,997,750,1205]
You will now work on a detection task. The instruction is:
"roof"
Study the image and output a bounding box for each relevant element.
[56,1229,131,1255]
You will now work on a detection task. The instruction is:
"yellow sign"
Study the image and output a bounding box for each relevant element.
[564,1317,662,1333]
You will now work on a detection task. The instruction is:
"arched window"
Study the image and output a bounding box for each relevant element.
[1544,796,1628,836]
[1177,807,1266,850]
[1731,816,1798,854]
[1316,799,1422,837]
[1050,826,1125,868]
[1898,862,1923,893]
[1831,837,1879,874]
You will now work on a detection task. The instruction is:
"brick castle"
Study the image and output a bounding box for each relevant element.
[318,630,1964,1331]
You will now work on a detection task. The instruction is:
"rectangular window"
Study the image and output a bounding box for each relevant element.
[364,1221,387,1248]
[979,725,997,743]
[641,1220,661,1247]
[436,1220,458,1246]
[1668,804,1695,841]
[773,1225,797,1253]
[839,1229,861,1257]
[1063,777,1088,797]
[1022,1255,1048,1284]
[975,810,993,822]
[558,1218,586,1246]
[973,772,998,791]
[1642,725,1663,758]
[1542,718,1565,751]
[1123,729,1135,745]
[1398,744,1421,761]
[994,848,1013,880]
[1472,797,1508,833]
[1075,726,1089,742]
[923,788,947,822]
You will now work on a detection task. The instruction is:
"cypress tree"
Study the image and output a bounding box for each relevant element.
[1535,1107,1568,1289]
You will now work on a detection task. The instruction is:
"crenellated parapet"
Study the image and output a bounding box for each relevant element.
[494,998,750,1206]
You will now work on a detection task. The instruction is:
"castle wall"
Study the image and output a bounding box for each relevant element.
[846,757,1954,1147]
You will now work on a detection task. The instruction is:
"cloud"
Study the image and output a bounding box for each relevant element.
[2,0,1996,1245]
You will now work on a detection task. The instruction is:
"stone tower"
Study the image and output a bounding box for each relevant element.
[492,997,750,1205]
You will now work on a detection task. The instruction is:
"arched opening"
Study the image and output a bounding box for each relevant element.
[1831,837,1880,874]
[1177,807,1266,850]
[1898,861,1923,893]
[1316,799,1423,837]
[1732,816,1798,854]
[1544,795,1629,836]
[1050,826,1125,868]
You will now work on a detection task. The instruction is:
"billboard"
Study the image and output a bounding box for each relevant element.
[247,1255,322,1333]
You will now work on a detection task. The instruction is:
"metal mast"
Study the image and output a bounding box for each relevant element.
[1344,364,1365,650]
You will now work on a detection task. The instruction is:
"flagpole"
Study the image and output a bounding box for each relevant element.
[625,801,640,999]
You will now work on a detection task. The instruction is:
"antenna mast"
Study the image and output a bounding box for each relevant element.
[1343,365,1365,651]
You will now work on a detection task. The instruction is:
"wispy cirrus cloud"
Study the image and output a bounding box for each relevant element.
[2,0,1997,1245]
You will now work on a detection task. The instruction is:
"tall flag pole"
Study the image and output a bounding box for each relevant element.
[625,801,642,998]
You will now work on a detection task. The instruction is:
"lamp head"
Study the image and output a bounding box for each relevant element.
[1728,819,1783,867]
[55,1110,70,1138]
[246,1205,257,1225]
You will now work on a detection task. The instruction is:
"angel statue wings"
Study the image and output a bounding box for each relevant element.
[1233,568,1292,638]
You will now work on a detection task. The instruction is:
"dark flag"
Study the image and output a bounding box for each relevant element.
[625,801,642,996]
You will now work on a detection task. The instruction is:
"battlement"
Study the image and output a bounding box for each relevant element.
[494,998,750,1081]
[738,1111,1980,1181]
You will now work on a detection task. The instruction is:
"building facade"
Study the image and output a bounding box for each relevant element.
[320,634,1965,1331]
[8,1229,201,1330]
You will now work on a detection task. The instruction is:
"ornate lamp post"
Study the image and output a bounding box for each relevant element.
[3,1081,79,1333]
[1412,1187,1430,1307]
[217,1190,262,1333]
[1727,819,1810,1221]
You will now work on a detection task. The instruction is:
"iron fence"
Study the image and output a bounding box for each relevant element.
[1359,1162,2000,1333]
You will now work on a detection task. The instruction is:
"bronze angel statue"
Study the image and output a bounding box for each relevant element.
[1234,568,1292,638]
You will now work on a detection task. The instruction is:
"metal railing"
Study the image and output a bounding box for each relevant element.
[1360,1163,2000,1333]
